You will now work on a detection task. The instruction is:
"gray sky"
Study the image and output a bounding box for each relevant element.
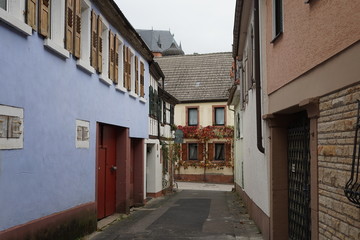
[114,0,236,55]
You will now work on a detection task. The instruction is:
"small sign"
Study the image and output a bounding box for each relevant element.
[174,129,184,144]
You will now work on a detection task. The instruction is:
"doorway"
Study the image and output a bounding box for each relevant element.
[97,124,117,219]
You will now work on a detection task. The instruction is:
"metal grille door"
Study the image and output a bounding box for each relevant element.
[288,113,311,240]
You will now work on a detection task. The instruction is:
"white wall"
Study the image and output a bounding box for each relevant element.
[145,139,163,194]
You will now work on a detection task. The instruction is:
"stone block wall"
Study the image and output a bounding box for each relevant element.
[318,84,360,240]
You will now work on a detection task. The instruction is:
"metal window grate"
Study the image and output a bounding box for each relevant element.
[344,100,360,208]
[288,113,311,240]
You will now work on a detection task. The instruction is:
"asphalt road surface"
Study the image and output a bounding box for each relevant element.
[90,188,263,240]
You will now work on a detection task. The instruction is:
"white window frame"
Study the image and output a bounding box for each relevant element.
[0,0,31,35]
[115,37,127,93]
[76,0,93,73]
[0,105,24,150]
[75,119,90,149]
[99,19,112,86]
[129,48,137,98]
[44,0,69,58]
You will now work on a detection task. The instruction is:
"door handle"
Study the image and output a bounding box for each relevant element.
[111,166,117,171]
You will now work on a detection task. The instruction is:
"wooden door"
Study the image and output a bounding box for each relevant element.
[97,125,117,219]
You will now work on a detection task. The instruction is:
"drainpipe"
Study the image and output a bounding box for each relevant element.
[254,0,265,153]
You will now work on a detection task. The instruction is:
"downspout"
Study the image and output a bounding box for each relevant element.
[254,0,265,153]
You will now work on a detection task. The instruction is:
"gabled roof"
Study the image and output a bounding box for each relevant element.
[155,53,233,103]
[137,29,184,56]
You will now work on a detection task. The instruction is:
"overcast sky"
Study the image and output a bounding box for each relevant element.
[114,0,236,55]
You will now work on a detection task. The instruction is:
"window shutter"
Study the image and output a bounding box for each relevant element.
[182,143,188,161]
[27,0,37,30]
[198,143,204,161]
[208,143,214,161]
[225,142,231,161]
[123,45,127,88]
[65,0,74,51]
[90,10,97,68]
[135,56,139,94]
[114,36,119,84]
[127,48,131,91]
[140,62,145,97]
[97,16,103,73]
[39,0,50,37]
[73,0,81,58]
[108,30,115,80]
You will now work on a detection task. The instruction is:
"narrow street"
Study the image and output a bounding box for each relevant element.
[89,183,263,240]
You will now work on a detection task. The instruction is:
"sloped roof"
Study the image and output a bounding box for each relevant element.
[137,29,183,55]
[155,53,233,102]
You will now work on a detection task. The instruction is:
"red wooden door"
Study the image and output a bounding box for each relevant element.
[129,145,134,207]
[97,125,117,219]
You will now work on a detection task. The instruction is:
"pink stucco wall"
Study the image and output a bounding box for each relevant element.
[266,0,360,94]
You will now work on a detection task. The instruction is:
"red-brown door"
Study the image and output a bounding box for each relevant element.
[129,143,134,206]
[97,125,117,219]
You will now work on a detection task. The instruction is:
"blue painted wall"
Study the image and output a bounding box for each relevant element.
[0,13,149,230]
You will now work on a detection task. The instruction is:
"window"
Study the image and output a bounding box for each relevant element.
[140,61,145,97]
[76,119,89,149]
[90,10,102,72]
[188,143,198,160]
[43,0,68,57]
[272,0,283,40]
[0,0,31,35]
[134,56,139,94]
[163,101,167,124]
[0,105,23,150]
[236,113,241,139]
[187,107,198,126]
[215,143,225,160]
[123,46,132,90]
[0,0,7,10]
[170,105,174,125]
[76,0,93,72]
[108,31,121,83]
[214,106,225,126]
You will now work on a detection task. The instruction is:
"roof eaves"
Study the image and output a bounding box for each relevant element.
[93,0,154,62]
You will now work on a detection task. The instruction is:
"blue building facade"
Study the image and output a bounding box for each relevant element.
[0,0,152,239]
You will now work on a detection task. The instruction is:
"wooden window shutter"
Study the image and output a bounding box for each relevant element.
[140,62,144,97]
[97,16,103,73]
[73,0,81,58]
[135,56,139,94]
[198,143,204,161]
[108,30,115,80]
[127,48,131,91]
[38,0,50,37]
[182,143,188,161]
[123,45,127,88]
[114,36,119,84]
[90,10,97,68]
[208,143,214,161]
[27,0,37,30]
[225,142,231,161]
[65,0,74,51]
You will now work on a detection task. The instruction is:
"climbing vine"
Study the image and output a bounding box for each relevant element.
[176,125,234,170]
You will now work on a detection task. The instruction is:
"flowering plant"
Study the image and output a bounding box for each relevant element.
[176,125,234,169]
[177,125,234,141]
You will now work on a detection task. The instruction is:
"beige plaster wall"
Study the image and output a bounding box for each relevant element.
[174,101,234,127]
